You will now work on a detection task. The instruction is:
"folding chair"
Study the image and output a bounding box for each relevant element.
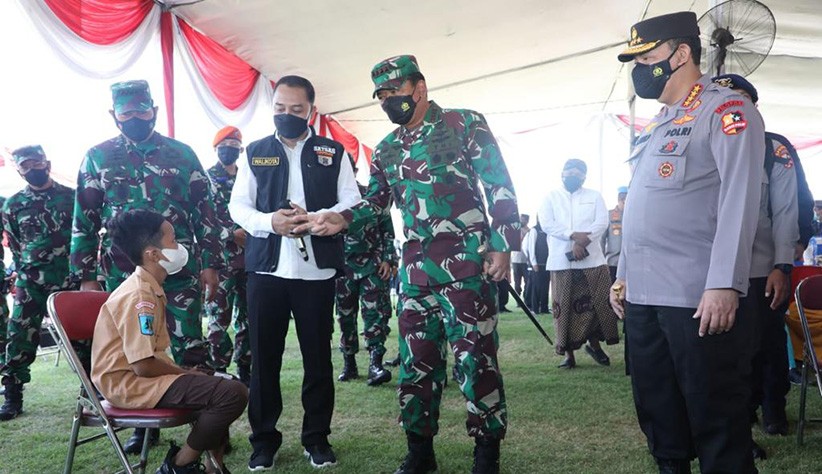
[47,291,206,474]
[794,275,822,446]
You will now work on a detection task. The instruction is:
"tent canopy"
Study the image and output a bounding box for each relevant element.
[170,0,822,144]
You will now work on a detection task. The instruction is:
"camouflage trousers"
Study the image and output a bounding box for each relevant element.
[205,268,250,370]
[335,272,392,357]
[1,279,88,384]
[0,293,10,363]
[105,272,209,368]
[398,274,507,439]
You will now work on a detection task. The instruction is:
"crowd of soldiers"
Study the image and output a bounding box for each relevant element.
[0,8,819,474]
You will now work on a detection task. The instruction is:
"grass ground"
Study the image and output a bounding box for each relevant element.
[1,308,821,473]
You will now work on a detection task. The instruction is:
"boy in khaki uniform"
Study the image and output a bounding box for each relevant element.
[92,209,247,474]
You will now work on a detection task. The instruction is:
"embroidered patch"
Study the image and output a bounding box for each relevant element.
[138,313,154,336]
[715,100,745,115]
[681,84,703,108]
[664,127,691,138]
[135,301,155,311]
[673,114,695,125]
[774,145,790,159]
[658,161,674,178]
[659,141,679,154]
[721,111,747,135]
[314,145,335,167]
[252,157,280,166]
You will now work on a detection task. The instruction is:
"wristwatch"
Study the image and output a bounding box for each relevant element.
[774,264,792,275]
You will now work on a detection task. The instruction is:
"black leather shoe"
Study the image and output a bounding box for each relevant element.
[123,428,159,455]
[763,420,788,436]
[584,344,611,366]
[557,358,576,369]
[656,458,691,474]
[752,441,767,460]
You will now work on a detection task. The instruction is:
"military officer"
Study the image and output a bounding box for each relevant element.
[611,12,764,473]
[713,74,799,447]
[205,126,251,385]
[336,179,396,386]
[303,55,520,474]
[604,186,627,283]
[1,146,77,420]
[0,195,10,386]
[70,80,225,452]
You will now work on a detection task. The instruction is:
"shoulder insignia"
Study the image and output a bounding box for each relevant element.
[715,100,745,115]
[720,111,747,135]
[681,84,703,108]
[138,313,155,336]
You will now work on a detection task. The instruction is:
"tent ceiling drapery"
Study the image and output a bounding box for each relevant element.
[20,0,372,164]
[167,0,822,146]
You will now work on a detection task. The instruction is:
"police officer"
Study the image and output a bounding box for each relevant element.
[304,55,520,474]
[229,75,361,471]
[70,80,225,452]
[604,187,627,283]
[611,12,764,473]
[712,74,798,445]
[336,181,396,386]
[0,146,76,421]
[205,126,251,385]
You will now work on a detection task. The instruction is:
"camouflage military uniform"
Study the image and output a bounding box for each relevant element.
[71,133,225,367]
[1,183,77,384]
[336,188,396,357]
[204,162,250,370]
[0,196,10,363]
[343,101,520,439]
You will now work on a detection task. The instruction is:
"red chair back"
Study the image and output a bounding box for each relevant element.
[797,275,822,311]
[48,291,110,342]
[791,266,822,304]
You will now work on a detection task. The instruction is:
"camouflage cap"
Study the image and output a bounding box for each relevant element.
[111,80,154,114]
[371,55,420,98]
[11,145,47,165]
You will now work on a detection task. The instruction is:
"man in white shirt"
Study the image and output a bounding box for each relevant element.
[229,76,361,471]
[538,159,619,369]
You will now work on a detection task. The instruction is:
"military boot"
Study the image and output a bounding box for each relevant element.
[394,432,437,474]
[0,377,23,421]
[337,354,359,381]
[366,350,391,386]
[237,364,251,387]
[471,437,500,474]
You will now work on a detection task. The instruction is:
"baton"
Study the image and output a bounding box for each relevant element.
[504,279,553,345]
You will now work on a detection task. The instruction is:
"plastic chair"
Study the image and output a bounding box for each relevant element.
[794,275,822,446]
[47,291,207,474]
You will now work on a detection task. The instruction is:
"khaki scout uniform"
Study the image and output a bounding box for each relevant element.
[92,267,181,409]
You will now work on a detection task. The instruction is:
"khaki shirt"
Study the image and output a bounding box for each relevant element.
[91,267,181,409]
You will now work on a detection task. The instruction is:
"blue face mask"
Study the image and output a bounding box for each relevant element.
[116,116,156,142]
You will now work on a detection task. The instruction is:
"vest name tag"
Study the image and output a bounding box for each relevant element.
[252,157,280,166]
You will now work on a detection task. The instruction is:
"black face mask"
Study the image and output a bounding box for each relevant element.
[631,48,683,99]
[117,116,156,142]
[563,176,584,193]
[274,113,308,139]
[217,146,240,166]
[23,168,50,187]
[382,93,417,125]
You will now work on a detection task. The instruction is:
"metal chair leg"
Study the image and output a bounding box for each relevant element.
[798,358,809,446]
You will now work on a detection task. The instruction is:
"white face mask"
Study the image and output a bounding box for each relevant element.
[159,243,189,275]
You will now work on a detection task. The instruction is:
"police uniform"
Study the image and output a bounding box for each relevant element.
[205,127,250,376]
[342,56,520,446]
[616,13,764,473]
[603,188,626,283]
[71,80,225,368]
[713,74,799,434]
[1,146,78,419]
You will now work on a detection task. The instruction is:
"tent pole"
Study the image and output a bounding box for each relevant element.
[160,9,175,138]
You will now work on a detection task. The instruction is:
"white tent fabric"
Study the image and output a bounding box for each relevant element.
[17,0,161,78]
